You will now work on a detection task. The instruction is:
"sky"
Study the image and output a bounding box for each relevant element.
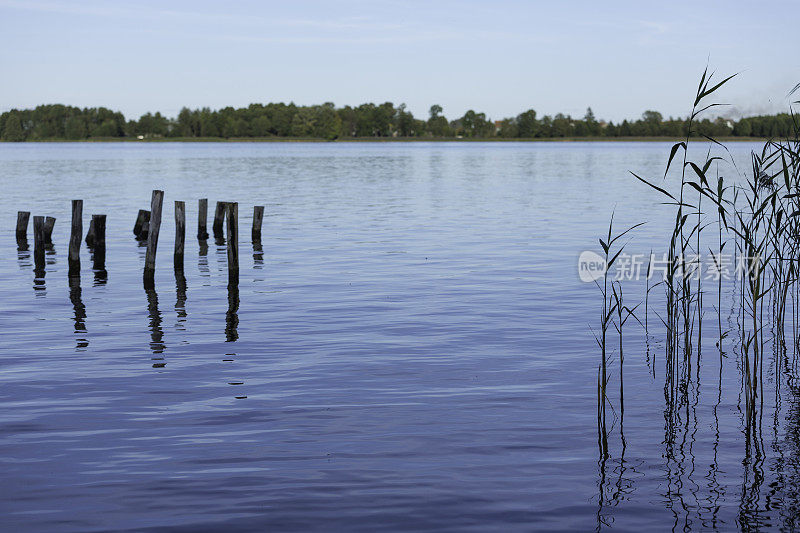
[1,0,798,123]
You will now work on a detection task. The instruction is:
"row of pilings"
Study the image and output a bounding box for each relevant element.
[15,190,264,288]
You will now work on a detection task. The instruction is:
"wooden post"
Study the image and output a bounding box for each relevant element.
[16,211,30,249]
[226,202,239,285]
[143,190,164,285]
[134,209,150,240]
[174,200,185,271]
[213,201,226,240]
[69,200,82,276]
[85,218,96,247]
[33,215,45,273]
[252,205,264,242]
[92,215,106,271]
[43,216,56,248]
[198,198,209,240]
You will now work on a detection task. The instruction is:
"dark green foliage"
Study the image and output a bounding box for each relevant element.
[0,100,794,141]
[0,104,123,141]
[1,112,23,141]
[64,116,87,140]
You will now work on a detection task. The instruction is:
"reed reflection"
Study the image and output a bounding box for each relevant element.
[68,275,88,350]
[145,284,165,367]
[226,283,239,342]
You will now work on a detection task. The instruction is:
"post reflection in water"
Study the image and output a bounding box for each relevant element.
[253,240,263,270]
[45,244,56,264]
[32,255,46,295]
[175,270,187,330]
[145,283,165,367]
[215,242,227,273]
[68,275,88,350]
[17,245,31,271]
[226,283,239,343]
[198,239,210,279]
[88,245,108,286]
[93,268,108,286]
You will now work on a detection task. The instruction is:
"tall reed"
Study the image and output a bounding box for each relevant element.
[599,68,800,459]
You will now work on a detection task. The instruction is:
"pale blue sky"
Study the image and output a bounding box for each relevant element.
[1,0,798,122]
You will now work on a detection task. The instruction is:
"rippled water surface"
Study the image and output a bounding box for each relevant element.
[1,141,796,531]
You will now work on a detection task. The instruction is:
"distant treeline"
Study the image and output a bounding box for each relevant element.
[0,103,796,141]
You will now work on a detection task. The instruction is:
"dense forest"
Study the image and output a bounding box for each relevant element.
[0,102,795,141]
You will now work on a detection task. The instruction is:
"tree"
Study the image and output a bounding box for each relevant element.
[641,110,662,123]
[427,104,450,137]
[223,117,248,138]
[551,113,571,137]
[396,103,415,137]
[64,116,87,140]
[312,103,341,140]
[584,107,599,135]
[1,112,24,141]
[132,112,169,137]
[177,107,199,137]
[734,119,752,137]
[458,109,493,138]
[290,107,315,137]
[250,115,271,137]
[517,109,538,137]
[497,118,518,138]
[337,106,358,137]
[91,119,118,137]
[374,102,395,136]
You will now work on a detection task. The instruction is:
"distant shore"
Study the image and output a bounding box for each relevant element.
[0,136,770,144]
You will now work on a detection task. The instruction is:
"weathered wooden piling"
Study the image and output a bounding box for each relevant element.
[252,205,264,242]
[143,190,164,285]
[16,211,30,249]
[225,202,239,285]
[43,216,56,247]
[91,215,106,271]
[213,201,226,240]
[198,198,209,240]
[134,209,150,240]
[85,218,96,247]
[68,200,82,276]
[33,215,45,273]
[174,200,185,271]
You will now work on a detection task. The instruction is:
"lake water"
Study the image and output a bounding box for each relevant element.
[0,141,796,531]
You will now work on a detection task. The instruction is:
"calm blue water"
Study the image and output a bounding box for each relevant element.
[0,141,796,531]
